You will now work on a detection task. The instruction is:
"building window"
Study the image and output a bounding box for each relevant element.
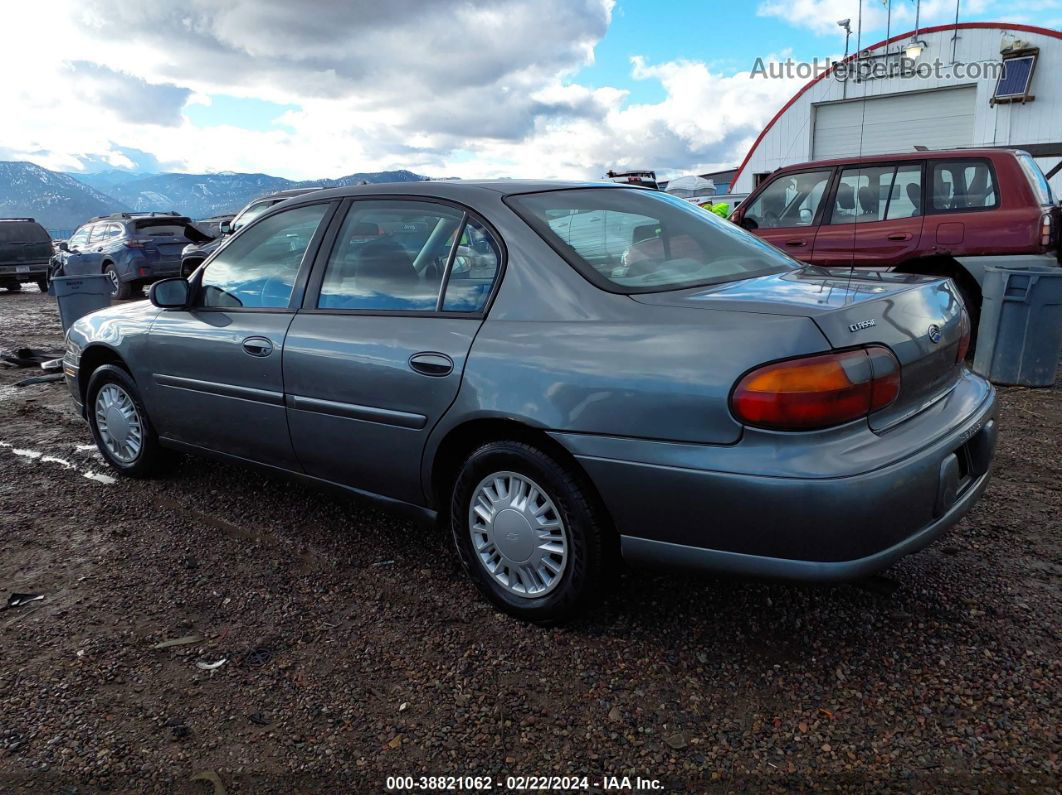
[992,50,1037,105]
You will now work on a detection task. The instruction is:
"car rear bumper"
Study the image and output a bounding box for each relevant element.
[551,371,997,582]
[0,262,49,278]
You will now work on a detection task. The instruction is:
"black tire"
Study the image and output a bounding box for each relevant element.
[104,264,133,300]
[86,364,168,477]
[6,281,22,292]
[450,440,608,623]
[35,277,48,293]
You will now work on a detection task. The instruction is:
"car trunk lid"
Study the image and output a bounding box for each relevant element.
[632,267,967,431]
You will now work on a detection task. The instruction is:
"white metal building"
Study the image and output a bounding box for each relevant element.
[732,23,1062,196]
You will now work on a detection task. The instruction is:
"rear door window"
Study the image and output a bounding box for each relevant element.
[829,166,895,224]
[885,165,924,220]
[930,160,998,212]
[742,169,832,229]
[317,201,465,311]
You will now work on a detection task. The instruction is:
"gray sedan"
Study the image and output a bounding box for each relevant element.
[63,181,997,621]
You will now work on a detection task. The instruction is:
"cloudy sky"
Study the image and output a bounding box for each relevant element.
[2,0,1059,180]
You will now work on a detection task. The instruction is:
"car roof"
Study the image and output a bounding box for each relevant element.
[276,179,642,207]
[771,148,1026,175]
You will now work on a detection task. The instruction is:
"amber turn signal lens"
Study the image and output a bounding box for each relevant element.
[731,346,901,431]
[956,310,972,363]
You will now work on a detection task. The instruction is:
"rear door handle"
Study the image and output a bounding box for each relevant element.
[409,352,454,377]
[242,336,274,357]
[887,233,912,241]
[785,239,807,248]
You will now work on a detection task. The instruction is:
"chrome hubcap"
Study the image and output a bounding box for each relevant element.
[468,471,568,598]
[94,384,143,464]
[106,269,120,294]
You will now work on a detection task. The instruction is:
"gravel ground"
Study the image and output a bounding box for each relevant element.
[0,289,1058,793]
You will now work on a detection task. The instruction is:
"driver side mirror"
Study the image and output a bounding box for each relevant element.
[149,277,190,309]
[58,241,70,252]
[739,216,758,231]
[219,221,233,235]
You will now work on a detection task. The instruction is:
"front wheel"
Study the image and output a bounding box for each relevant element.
[104,264,133,300]
[35,277,48,293]
[450,440,609,623]
[86,364,168,477]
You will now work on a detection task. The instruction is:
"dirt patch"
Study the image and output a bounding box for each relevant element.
[0,291,1058,792]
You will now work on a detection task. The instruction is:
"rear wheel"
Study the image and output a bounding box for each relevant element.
[5,281,22,292]
[104,264,133,300]
[86,364,167,477]
[450,440,608,623]
[35,277,48,293]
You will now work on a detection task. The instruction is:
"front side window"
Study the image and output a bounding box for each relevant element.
[318,201,465,311]
[509,188,795,293]
[198,203,329,309]
[930,160,998,212]
[742,170,833,229]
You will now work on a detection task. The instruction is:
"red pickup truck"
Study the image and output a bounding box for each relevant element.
[731,149,1060,324]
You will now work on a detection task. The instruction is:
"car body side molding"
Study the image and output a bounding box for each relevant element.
[153,373,285,407]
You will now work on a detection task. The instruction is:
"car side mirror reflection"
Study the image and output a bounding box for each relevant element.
[150,277,190,309]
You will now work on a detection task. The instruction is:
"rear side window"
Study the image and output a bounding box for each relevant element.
[742,169,832,229]
[199,203,329,309]
[1017,153,1054,205]
[930,160,998,212]
[441,218,501,312]
[0,221,50,243]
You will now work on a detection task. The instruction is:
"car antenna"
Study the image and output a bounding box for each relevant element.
[844,4,870,307]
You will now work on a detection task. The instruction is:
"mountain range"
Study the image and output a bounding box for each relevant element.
[0,161,431,232]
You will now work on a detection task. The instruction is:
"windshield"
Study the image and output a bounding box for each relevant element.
[232,200,277,232]
[1017,153,1054,205]
[508,188,796,293]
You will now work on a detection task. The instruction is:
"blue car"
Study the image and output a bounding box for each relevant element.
[53,212,210,299]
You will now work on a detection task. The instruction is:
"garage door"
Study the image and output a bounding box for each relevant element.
[812,86,976,160]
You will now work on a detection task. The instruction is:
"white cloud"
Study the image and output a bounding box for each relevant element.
[0,0,841,181]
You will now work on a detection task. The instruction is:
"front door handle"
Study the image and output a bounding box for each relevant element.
[409,352,454,377]
[785,239,807,248]
[887,233,912,241]
[242,336,274,357]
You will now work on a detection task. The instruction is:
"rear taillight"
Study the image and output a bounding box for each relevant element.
[731,346,900,431]
[956,309,971,363]
[1041,213,1053,247]
[124,238,150,250]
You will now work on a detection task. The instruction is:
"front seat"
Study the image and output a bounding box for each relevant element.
[352,237,432,310]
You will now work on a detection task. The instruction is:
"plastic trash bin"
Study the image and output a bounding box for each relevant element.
[972,263,1062,387]
[51,275,113,332]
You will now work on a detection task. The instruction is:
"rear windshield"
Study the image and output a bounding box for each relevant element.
[508,188,795,293]
[133,220,192,237]
[1017,153,1054,205]
[0,221,50,244]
